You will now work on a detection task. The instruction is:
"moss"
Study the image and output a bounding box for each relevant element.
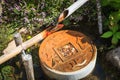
[1,66,15,80]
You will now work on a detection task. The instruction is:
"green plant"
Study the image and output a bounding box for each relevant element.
[101,14,120,46]
[101,0,120,48]
[0,73,3,80]
[1,66,15,80]
[1,0,73,31]
[0,24,14,53]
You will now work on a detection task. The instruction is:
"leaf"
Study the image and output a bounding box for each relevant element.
[108,45,115,49]
[112,0,120,3]
[110,26,118,34]
[110,2,120,9]
[111,11,120,23]
[13,9,19,15]
[0,73,3,80]
[1,66,14,75]
[101,0,110,6]
[111,35,118,45]
[101,31,113,38]
[27,36,32,39]
[116,32,120,39]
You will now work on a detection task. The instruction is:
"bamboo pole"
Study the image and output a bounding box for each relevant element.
[22,53,35,80]
[96,0,103,34]
[58,0,88,22]
[64,0,88,19]
[14,33,35,80]
[0,30,47,64]
[51,0,88,31]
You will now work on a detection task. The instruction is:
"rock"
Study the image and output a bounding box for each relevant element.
[106,47,120,69]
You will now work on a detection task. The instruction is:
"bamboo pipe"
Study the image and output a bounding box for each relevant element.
[58,0,88,23]
[0,30,47,64]
[52,0,88,31]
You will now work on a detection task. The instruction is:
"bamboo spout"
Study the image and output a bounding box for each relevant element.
[51,0,88,32]
[58,0,88,23]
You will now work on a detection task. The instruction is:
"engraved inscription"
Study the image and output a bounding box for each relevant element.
[57,43,78,57]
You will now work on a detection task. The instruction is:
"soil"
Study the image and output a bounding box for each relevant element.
[39,30,96,72]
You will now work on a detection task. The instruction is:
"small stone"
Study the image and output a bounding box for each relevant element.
[106,47,120,69]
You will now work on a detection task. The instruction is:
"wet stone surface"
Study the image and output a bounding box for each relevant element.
[39,30,96,72]
[57,43,78,57]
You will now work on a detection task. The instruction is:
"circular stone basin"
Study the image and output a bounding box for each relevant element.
[39,30,97,80]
